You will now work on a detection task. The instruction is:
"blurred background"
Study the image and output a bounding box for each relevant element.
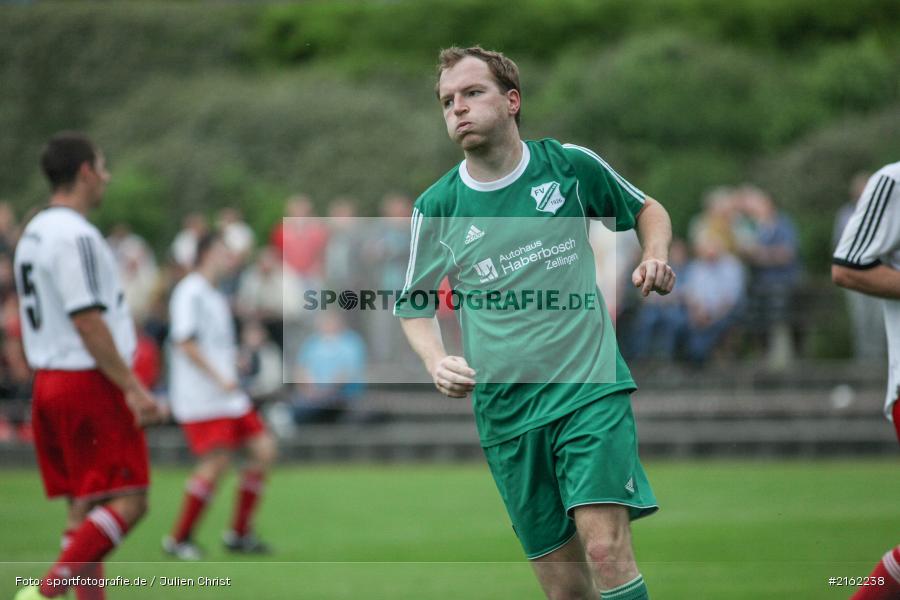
[2,1,900,598]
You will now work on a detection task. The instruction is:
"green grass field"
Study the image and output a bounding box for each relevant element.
[1,459,897,599]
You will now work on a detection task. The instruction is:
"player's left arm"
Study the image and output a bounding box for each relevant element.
[832,263,900,300]
[562,143,674,296]
[832,170,900,299]
[632,197,676,297]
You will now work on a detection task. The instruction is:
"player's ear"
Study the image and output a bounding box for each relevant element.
[506,89,521,120]
[77,160,95,182]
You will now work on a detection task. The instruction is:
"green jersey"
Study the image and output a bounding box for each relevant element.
[395,138,646,446]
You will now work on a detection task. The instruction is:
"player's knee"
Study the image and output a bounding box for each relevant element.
[255,434,278,467]
[246,433,277,469]
[68,500,91,526]
[132,494,149,522]
[109,493,149,526]
[583,535,630,571]
[199,450,232,480]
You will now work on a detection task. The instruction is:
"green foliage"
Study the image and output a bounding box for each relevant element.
[248,0,900,71]
[92,167,172,253]
[756,107,900,272]
[639,150,745,235]
[84,70,457,223]
[0,2,253,210]
[804,35,900,113]
[538,33,793,152]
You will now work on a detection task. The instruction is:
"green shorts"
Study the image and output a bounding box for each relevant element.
[483,393,657,559]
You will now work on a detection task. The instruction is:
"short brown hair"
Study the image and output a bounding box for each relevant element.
[40,131,98,191]
[194,231,223,268]
[436,46,521,125]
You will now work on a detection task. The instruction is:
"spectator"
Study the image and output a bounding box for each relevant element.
[363,193,414,363]
[0,290,30,441]
[237,319,283,400]
[589,221,642,325]
[0,201,19,256]
[236,246,306,350]
[833,172,887,363]
[291,312,366,424]
[218,207,256,266]
[140,263,179,351]
[0,253,15,302]
[626,238,689,361]
[108,223,159,324]
[215,207,255,302]
[324,198,366,331]
[2,293,30,396]
[171,212,208,272]
[736,186,801,368]
[271,195,329,283]
[681,231,745,365]
[688,186,739,253]
[324,197,363,290]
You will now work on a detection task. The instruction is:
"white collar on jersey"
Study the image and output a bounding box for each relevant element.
[458,141,530,192]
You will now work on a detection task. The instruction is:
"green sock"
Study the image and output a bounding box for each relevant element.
[599,574,649,599]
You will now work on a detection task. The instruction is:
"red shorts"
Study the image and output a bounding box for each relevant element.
[181,410,266,456]
[32,370,150,501]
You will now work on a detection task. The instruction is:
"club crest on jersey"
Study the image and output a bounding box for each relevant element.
[474,258,499,283]
[531,181,566,214]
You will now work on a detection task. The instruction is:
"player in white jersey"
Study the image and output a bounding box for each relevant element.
[13,132,164,600]
[163,232,277,559]
[832,161,900,600]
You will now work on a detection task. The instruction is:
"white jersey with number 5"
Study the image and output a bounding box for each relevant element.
[13,206,136,370]
[833,161,900,418]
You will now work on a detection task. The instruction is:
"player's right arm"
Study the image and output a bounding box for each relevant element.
[169,280,237,391]
[71,309,163,426]
[177,338,238,392]
[833,169,900,299]
[832,263,900,299]
[394,203,475,397]
[399,317,475,398]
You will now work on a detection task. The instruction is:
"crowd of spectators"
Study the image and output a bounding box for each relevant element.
[618,184,803,368]
[0,177,883,439]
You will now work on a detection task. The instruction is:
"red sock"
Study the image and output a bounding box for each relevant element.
[851,546,900,600]
[172,476,215,542]
[62,529,105,600]
[232,469,265,536]
[40,507,128,597]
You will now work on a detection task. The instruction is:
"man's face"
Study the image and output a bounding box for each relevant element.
[85,152,111,208]
[209,239,235,276]
[438,57,519,151]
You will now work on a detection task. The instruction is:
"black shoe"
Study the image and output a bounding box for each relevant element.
[222,530,271,554]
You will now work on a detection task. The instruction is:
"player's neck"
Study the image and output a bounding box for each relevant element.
[196,265,221,286]
[463,130,523,182]
[48,190,90,216]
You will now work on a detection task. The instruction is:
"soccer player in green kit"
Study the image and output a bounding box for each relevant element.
[395,47,675,600]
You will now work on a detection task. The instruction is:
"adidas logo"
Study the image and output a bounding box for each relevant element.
[464,225,485,245]
[624,477,634,494]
